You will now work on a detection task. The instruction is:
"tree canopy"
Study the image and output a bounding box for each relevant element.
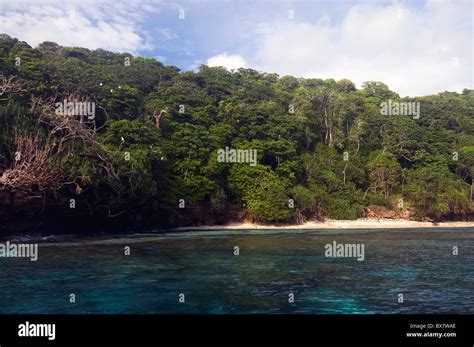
[0,35,472,234]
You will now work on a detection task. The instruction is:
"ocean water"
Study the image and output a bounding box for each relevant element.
[0,228,473,314]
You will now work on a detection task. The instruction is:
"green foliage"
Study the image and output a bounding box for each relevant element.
[366,150,402,198]
[228,164,292,222]
[0,34,472,231]
[405,166,471,219]
[364,192,392,208]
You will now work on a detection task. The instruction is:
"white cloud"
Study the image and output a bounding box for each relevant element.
[248,1,472,96]
[155,55,167,63]
[207,52,247,70]
[156,28,179,41]
[0,0,162,53]
[1,0,471,96]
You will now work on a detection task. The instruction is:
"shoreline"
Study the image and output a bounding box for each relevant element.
[169,218,474,231]
[4,218,473,243]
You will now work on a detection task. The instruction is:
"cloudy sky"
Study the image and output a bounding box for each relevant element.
[1,0,472,96]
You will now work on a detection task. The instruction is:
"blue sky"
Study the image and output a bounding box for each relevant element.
[1,0,472,96]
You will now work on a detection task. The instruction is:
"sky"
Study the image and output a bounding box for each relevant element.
[0,0,472,96]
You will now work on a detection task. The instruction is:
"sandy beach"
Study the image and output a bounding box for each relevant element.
[170,218,474,231]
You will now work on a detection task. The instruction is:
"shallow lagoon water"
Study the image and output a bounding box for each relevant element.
[0,228,473,314]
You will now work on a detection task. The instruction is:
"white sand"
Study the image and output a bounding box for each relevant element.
[170,219,474,231]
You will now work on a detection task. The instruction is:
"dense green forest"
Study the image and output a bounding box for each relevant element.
[0,34,473,234]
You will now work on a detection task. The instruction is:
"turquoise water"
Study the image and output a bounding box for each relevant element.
[0,228,473,314]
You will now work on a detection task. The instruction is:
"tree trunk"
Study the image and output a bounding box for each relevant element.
[342,163,348,185]
[471,178,473,201]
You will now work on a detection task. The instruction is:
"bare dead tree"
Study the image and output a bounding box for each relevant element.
[152,107,167,128]
[36,93,122,188]
[30,93,58,118]
[1,90,121,194]
[0,83,137,217]
[0,133,63,193]
[0,75,29,100]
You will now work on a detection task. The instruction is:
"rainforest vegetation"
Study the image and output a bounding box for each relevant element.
[0,34,473,234]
